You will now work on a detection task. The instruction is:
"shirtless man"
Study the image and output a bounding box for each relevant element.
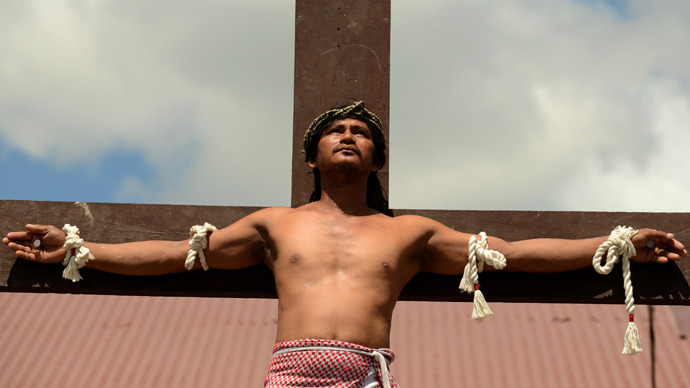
[4,102,687,388]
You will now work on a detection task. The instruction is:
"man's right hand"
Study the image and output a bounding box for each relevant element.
[3,224,66,264]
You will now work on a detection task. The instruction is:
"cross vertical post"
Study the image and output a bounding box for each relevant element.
[291,0,391,206]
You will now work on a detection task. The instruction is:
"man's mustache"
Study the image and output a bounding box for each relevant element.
[333,145,361,155]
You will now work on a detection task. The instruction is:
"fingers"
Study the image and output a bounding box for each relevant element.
[651,249,684,264]
[640,228,687,256]
[4,224,64,264]
[6,240,64,264]
[5,224,52,242]
[24,224,52,235]
[5,231,34,242]
[5,225,65,249]
[6,241,38,261]
[655,231,684,250]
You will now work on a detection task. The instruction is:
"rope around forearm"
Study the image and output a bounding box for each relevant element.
[57,222,217,281]
[185,222,217,271]
[61,224,95,282]
[459,232,506,319]
[592,225,642,354]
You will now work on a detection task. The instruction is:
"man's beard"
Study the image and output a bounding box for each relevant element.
[332,160,360,180]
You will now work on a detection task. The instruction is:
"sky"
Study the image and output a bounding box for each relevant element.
[1,0,688,212]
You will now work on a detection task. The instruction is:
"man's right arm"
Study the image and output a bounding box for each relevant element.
[2,209,275,276]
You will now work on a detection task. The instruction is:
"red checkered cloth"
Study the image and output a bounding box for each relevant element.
[264,338,398,388]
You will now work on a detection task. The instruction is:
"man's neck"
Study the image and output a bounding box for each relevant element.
[315,177,375,216]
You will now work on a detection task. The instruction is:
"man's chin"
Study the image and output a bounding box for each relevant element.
[331,161,365,177]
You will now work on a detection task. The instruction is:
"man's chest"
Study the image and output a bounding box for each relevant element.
[266,215,425,275]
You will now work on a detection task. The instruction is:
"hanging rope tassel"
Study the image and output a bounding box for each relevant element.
[624,314,642,355]
[186,222,217,271]
[471,284,493,320]
[459,232,507,320]
[592,226,642,355]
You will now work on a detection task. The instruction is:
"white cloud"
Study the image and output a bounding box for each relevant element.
[2,0,688,211]
[390,0,690,211]
[0,0,294,206]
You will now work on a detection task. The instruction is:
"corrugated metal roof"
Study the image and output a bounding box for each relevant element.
[673,306,690,339]
[1,293,688,387]
[391,302,690,388]
[0,294,277,388]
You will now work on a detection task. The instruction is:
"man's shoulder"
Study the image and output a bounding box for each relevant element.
[249,205,323,223]
[390,213,435,225]
[249,206,297,219]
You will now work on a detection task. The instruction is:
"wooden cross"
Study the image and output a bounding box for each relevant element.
[1,1,689,306]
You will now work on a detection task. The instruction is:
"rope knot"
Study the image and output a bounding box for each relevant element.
[185,222,217,271]
[459,232,506,319]
[61,224,94,282]
[592,225,642,354]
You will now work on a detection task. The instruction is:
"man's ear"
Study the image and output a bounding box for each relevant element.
[307,158,318,169]
[371,155,383,171]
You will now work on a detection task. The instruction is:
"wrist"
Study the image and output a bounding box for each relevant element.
[61,224,95,282]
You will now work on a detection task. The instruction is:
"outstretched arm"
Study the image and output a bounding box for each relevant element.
[3,209,275,277]
[487,228,686,273]
[420,217,686,275]
[3,223,191,276]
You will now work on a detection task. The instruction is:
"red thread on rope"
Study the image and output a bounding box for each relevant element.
[629,314,634,323]
[474,283,480,291]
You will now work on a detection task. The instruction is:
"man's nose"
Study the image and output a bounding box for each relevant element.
[340,130,355,142]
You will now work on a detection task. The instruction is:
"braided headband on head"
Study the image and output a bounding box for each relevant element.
[302,101,386,162]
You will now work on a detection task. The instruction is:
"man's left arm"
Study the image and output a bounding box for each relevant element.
[487,229,686,273]
[421,219,686,274]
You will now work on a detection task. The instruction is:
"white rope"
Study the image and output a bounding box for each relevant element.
[459,232,507,320]
[592,225,642,354]
[61,224,94,282]
[185,222,217,271]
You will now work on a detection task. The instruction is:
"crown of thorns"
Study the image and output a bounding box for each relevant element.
[302,101,387,162]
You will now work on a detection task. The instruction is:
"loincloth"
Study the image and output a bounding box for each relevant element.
[264,338,398,388]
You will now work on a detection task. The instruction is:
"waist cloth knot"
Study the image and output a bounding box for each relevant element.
[264,338,398,388]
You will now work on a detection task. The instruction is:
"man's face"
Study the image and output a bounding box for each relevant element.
[308,117,379,175]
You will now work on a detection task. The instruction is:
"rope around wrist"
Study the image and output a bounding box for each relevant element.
[61,224,95,282]
[459,232,507,319]
[185,222,217,271]
[592,225,642,355]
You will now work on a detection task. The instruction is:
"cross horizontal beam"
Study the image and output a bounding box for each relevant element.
[2,200,688,304]
[2,2,688,306]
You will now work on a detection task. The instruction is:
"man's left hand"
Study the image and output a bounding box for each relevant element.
[631,228,687,263]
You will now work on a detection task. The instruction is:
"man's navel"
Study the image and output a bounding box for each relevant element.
[289,254,301,264]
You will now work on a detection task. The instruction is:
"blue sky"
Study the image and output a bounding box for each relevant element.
[1,0,689,212]
[0,147,154,203]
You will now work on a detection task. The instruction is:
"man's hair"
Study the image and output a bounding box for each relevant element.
[303,101,393,216]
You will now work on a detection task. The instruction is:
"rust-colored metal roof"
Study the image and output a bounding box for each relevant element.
[391,302,690,388]
[1,293,688,387]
